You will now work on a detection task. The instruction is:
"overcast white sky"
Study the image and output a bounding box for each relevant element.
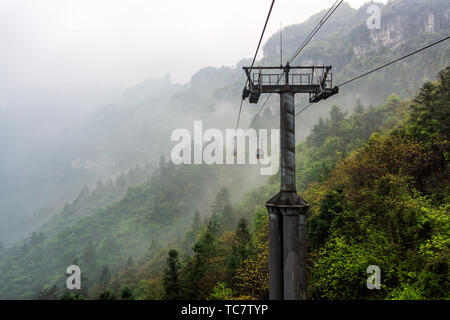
[0,0,388,114]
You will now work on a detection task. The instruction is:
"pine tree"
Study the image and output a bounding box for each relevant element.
[207,216,221,237]
[234,218,253,265]
[192,210,201,233]
[146,240,160,259]
[98,266,111,287]
[211,187,231,215]
[329,106,346,136]
[183,211,203,252]
[77,185,90,202]
[183,223,219,299]
[162,249,181,300]
[227,218,253,285]
[126,257,134,267]
[220,205,235,231]
[158,154,166,173]
[354,98,365,114]
[235,218,251,251]
[116,173,126,193]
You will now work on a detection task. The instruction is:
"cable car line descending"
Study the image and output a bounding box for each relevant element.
[263,35,450,137]
[247,0,343,130]
[289,0,343,64]
[235,0,276,130]
[291,35,450,119]
[336,36,450,87]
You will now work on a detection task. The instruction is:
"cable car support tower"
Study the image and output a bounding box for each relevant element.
[242,64,338,300]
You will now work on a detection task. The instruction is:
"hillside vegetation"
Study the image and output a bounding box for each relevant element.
[23,67,446,301]
[1,0,449,245]
[146,67,448,300]
[0,0,448,300]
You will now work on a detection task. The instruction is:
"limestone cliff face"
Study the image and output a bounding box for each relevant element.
[261,0,449,71]
[425,9,450,33]
[352,4,450,59]
[353,15,408,58]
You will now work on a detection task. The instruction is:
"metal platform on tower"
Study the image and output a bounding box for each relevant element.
[242,64,338,104]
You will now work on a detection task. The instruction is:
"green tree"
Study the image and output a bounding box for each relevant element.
[235,218,252,259]
[146,240,161,259]
[37,285,59,300]
[211,187,231,215]
[162,249,182,300]
[98,290,116,300]
[192,210,202,233]
[121,287,133,300]
[220,205,235,231]
[209,282,233,300]
[227,218,253,285]
[98,266,111,287]
[182,222,220,299]
[308,188,343,250]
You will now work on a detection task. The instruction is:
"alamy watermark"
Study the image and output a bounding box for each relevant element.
[366,4,381,30]
[170,121,280,175]
[66,265,81,290]
[366,265,381,290]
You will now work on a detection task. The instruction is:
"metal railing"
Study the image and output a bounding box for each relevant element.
[252,72,332,88]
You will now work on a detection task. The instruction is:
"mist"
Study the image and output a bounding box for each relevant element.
[0,0,401,245]
[0,0,448,302]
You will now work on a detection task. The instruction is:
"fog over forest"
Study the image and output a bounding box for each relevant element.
[0,0,393,244]
[0,0,448,302]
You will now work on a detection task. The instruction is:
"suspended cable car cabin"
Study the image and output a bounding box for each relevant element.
[256,148,264,159]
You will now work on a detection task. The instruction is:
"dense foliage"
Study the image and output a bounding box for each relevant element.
[154,67,448,300]
[0,159,217,299]
[48,67,446,301]
[0,0,448,298]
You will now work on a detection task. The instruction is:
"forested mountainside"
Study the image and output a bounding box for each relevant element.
[1,0,448,246]
[0,161,264,299]
[105,67,446,301]
[0,0,448,300]
[1,66,447,300]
